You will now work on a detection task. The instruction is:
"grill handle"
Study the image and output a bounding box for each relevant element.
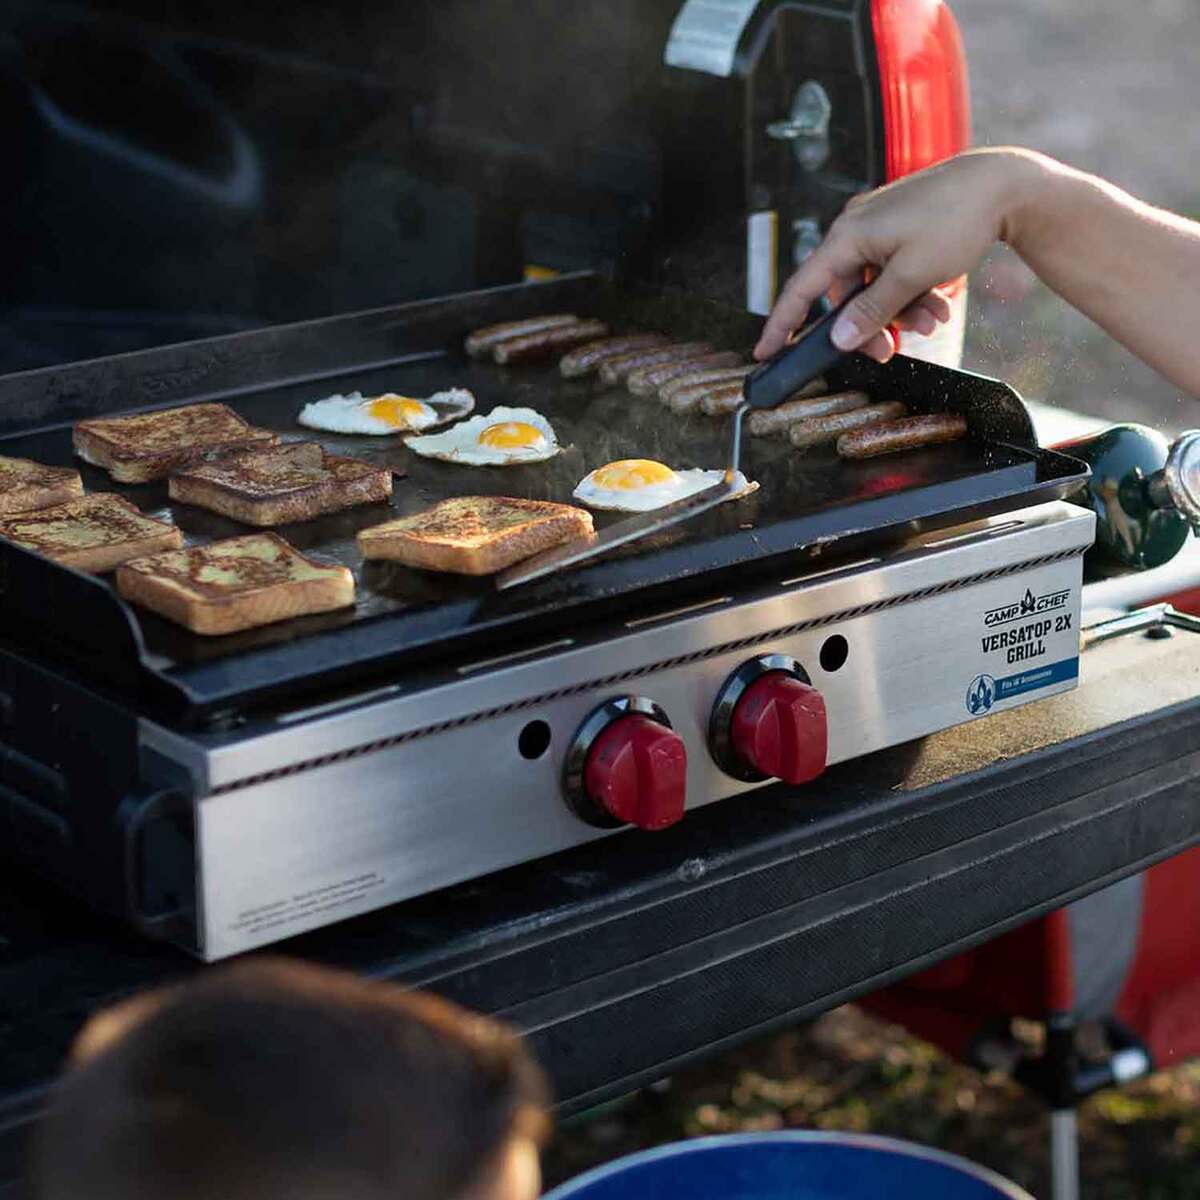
[119,787,195,942]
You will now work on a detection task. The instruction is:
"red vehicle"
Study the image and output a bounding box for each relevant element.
[7,0,971,374]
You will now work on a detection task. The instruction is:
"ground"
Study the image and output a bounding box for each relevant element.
[545,3,1200,1194]
[543,1006,1200,1198]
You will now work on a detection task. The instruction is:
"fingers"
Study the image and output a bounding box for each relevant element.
[754,238,870,360]
[919,288,954,324]
[754,266,832,360]
[898,307,937,337]
[830,254,928,351]
[860,327,897,364]
[894,303,936,337]
[891,290,954,336]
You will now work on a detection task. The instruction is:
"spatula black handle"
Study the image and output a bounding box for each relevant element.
[742,282,867,410]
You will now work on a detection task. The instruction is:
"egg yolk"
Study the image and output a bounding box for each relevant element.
[591,459,677,490]
[363,394,430,427]
[478,421,546,449]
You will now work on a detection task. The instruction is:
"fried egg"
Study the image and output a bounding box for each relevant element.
[404,407,560,466]
[298,389,474,435]
[573,459,758,512]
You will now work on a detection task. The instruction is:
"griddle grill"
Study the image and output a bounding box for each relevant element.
[0,273,1095,958]
[1,273,1085,722]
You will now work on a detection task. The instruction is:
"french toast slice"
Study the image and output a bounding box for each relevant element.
[169,442,393,526]
[357,496,594,575]
[116,533,356,635]
[0,454,84,515]
[74,403,278,483]
[0,493,182,572]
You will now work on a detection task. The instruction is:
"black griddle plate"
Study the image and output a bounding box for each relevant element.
[0,274,1089,721]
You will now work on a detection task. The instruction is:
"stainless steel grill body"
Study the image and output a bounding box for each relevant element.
[140,502,1093,958]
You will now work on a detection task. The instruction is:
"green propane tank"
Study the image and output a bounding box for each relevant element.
[1056,424,1200,574]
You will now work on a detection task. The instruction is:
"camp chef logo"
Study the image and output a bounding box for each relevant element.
[966,673,996,715]
[983,587,1071,628]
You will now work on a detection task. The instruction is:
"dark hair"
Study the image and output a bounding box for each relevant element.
[30,957,550,1200]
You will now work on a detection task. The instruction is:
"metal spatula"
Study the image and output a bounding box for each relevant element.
[494,287,863,590]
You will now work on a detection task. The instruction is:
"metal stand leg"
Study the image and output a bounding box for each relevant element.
[1050,1109,1080,1200]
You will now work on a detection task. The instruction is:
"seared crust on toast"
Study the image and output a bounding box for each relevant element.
[116,533,355,635]
[357,496,593,575]
[0,493,182,572]
[0,455,84,515]
[169,442,392,526]
[74,403,278,483]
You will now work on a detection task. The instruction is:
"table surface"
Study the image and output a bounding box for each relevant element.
[4,628,1200,1190]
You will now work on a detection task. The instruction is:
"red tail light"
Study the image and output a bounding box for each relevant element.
[872,0,972,181]
[872,0,971,364]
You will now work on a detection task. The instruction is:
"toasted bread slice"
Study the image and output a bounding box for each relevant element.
[0,455,84,515]
[358,496,593,575]
[169,442,392,526]
[0,493,182,572]
[116,533,355,635]
[74,403,278,483]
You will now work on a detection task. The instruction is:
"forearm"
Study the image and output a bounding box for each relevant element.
[1006,152,1200,396]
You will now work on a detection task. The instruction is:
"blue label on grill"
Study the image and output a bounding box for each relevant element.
[966,657,1078,715]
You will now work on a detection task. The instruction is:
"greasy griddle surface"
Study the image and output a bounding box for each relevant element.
[0,347,1040,673]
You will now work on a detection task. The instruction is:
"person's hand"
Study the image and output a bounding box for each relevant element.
[754,148,1037,362]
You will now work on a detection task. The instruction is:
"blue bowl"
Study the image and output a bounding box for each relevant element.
[543,1133,1033,1200]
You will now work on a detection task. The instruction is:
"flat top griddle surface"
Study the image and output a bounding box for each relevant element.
[0,278,1086,716]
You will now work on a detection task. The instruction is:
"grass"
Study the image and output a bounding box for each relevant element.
[543,1005,1200,1198]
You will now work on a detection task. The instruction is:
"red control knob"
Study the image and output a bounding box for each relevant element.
[730,671,827,785]
[583,714,687,830]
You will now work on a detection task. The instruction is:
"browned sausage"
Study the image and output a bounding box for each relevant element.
[789,402,909,448]
[627,351,742,396]
[699,382,747,416]
[747,389,863,437]
[837,412,967,458]
[700,371,831,418]
[559,333,669,378]
[598,342,712,385]
[465,314,578,358]
[661,366,756,410]
[493,319,611,364]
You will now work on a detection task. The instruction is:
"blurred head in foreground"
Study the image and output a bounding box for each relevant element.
[30,957,550,1200]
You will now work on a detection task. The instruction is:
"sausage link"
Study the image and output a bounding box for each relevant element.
[837,412,968,459]
[747,388,862,437]
[661,366,755,410]
[698,370,832,417]
[789,402,909,448]
[699,382,748,416]
[559,333,668,378]
[599,342,712,385]
[465,314,578,358]
[628,351,742,396]
[493,319,611,364]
